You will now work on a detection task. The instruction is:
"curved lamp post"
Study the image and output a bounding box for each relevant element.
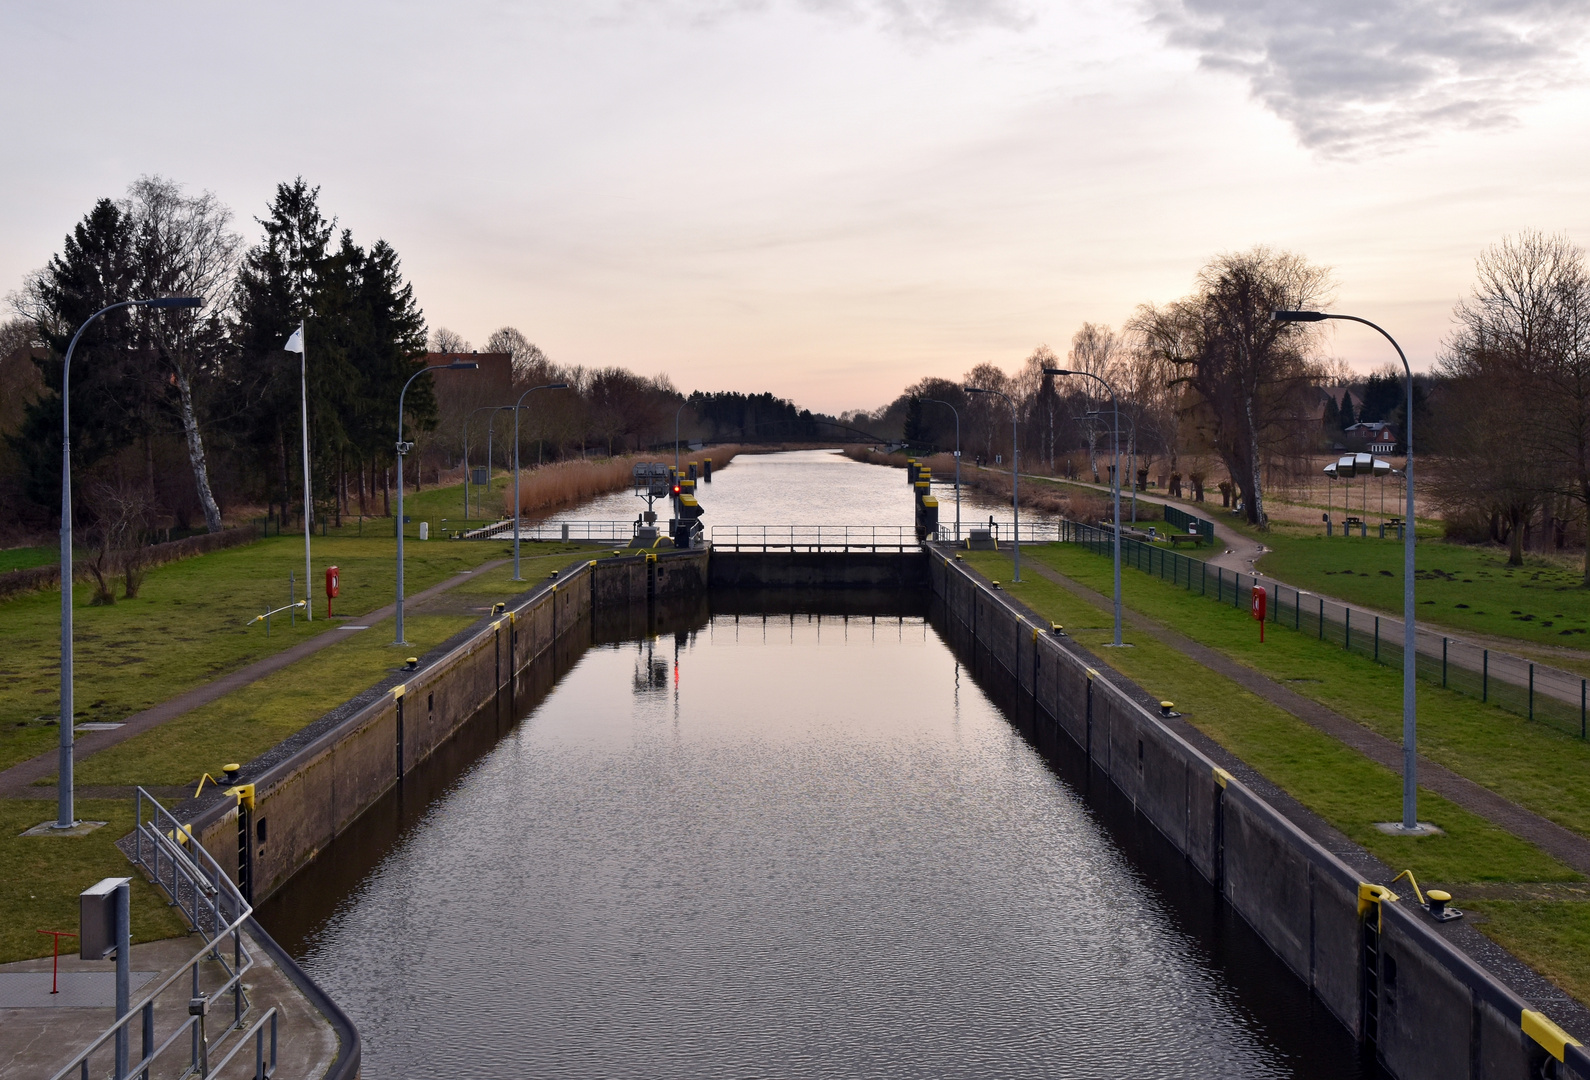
[965,386,1020,582]
[512,383,570,580]
[1047,367,1123,646]
[921,398,961,542]
[1275,309,1424,832]
[1085,408,1137,524]
[395,361,477,645]
[57,296,201,828]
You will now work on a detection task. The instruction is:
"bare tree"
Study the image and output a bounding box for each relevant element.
[127,176,240,533]
[1068,324,1118,478]
[484,326,550,374]
[1132,247,1332,527]
[430,327,469,353]
[1440,231,1590,572]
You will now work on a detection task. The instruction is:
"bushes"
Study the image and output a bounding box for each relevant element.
[504,447,746,519]
[0,525,261,603]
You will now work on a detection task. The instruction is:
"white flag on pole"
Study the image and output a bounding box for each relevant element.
[284,324,305,353]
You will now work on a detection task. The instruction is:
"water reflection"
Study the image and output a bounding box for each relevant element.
[260,601,1369,1079]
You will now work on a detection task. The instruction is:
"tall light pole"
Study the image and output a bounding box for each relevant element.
[1275,309,1423,832]
[1048,368,1123,646]
[57,296,201,828]
[966,386,1020,582]
[922,398,961,541]
[1086,409,1137,523]
[395,361,477,646]
[512,383,570,580]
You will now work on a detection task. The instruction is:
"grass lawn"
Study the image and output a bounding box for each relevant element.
[1251,531,1590,650]
[2,799,190,963]
[0,545,59,573]
[1026,542,1590,840]
[966,547,1590,1005]
[0,531,524,773]
[62,550,594,789]
[962,552,1574,886]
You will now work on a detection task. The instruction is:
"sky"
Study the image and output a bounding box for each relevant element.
[3,0,1589,414]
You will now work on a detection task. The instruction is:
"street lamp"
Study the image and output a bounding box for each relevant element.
[965,386,1020,582]
[395,361,477,646]
[921,398,962,541]
[512,383,570,580]
[56,296,201,828]
[1274,309,1426,832]
[1047,367,1124,647]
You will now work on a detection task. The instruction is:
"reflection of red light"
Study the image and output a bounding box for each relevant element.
[673,664,679,686]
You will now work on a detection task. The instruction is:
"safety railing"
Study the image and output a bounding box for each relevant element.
[471,519,639,542]
[711,525,924,551]
[1061,519,1590,739]
[53,788,258,1080]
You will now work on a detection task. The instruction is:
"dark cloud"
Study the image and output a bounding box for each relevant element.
[1153,0,1590,155]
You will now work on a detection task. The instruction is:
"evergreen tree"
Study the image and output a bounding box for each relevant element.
[1338,390,1356,430]
[10,199,142,509]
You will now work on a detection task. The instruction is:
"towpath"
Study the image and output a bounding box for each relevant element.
[0,559,508,799]
[1006,469,1590,714]
[1015,550,1590,876]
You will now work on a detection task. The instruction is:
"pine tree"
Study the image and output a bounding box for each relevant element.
[1339,390,1356,430]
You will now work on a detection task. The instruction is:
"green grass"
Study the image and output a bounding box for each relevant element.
[962,551,1575,886]
[1025,542,1590,840]
[1467,900,1590,1007]
[63,551,593,788]
[1251,532,1590,650]
[0,545,58,573]
[0,532,520,772]
[1,800,190,963]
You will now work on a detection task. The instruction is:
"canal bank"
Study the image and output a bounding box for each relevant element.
[152,538,1588,1079]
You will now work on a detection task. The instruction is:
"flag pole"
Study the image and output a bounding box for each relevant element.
[298,320,313,620]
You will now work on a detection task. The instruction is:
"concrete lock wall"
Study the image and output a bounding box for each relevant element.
[184,549,709,907]
[708,551,928,590]
[926,550,1590,1080]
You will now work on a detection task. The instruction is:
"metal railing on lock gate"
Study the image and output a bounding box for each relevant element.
[709,525,925,551]
[52,788,277,1080]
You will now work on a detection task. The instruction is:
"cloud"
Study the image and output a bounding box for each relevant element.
[633,0,1032,40]
[1152,0,1590,156]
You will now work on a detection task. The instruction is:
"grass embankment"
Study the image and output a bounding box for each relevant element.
[69,550,592,788]
[966,547,1590,1001]
[1026,543,1590,839]
[0,545,58,573]
[1251,531,1590,655]
[1,800,190,963]
[0,532,521,772]
[3,548,594,964]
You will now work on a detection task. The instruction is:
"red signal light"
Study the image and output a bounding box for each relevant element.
[672,484,681,495]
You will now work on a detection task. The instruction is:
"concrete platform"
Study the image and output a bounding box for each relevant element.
[0,927,340,1079]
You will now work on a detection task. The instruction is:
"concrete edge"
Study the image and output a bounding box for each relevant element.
[245,917,361,1080]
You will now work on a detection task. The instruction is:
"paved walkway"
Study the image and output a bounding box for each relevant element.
[0,926,337,1079]
[1011,470,1590,712]
[0,560,508,799]
[1016,551,1590,876]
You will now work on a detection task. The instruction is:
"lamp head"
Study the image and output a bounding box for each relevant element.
[965,386,989,394]
[445,362,479,370]
[1043,367,1072,376]
[549,383,569,390]
[139,296,202,309]
[1271,310,1328,322]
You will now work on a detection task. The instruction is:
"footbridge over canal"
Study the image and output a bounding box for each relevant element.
[149,539,1587,1080]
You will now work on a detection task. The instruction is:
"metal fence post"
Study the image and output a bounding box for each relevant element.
[1345,607,1351,652]
[1374,616,1380,662]
[1582,680,1586,739]
[1319,597,1324,641]
[1483,650,1489,703]
[1442,638,1448,688]
[1530,664,1535,721]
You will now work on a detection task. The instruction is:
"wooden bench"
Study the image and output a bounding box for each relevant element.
[1167,532,1204,546]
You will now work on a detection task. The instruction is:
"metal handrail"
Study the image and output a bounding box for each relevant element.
[52,788,257,1080]
[475,519,640,542]
[708,525,922,551]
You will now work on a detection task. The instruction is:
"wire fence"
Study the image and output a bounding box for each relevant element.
[1063,519,1590,739]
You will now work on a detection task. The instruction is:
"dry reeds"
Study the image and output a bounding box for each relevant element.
[842,446,1110,523]
[505,447,746,518]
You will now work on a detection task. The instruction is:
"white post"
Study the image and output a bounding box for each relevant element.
[298,322,313,620]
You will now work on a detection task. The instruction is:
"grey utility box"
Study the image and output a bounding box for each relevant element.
[471,468,488,486]
[80,877,130,959]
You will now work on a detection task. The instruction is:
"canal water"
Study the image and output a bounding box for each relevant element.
[542,447,1018,533]
[260,598,1369,1077]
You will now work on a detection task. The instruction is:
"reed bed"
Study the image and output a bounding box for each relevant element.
[505,447,745,519]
